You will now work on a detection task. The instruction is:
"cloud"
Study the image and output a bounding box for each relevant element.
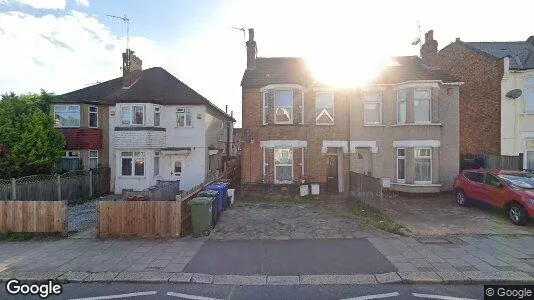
[0,10,166,95]
[4,0,66,9]
[74,0,88,7]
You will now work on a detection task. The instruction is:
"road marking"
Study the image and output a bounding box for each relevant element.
[340,292,400,300]
[166,291,223,300]
[412,293,477,300]
[68,291,157,300]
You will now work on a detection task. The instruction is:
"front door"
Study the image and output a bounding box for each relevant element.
[326,155,338,193]
[170,158,182,183]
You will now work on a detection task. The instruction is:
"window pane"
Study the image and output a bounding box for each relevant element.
[121,107,131,125]
[274,148,293,164]
[133,106,144,124]
[397,148,405,156]
[415,158,431,181]
[527,152,534,170]
[414,90,431,99]
[177,112,184,127]
[154,112,160,126]
[275,90,293,106]
[55,105,80,127]
[526,87,534,112]
[526,140,534,149]
[89,158,98,169]
[275,107,292,123]
[398,158,405,180]
[364,91,382,101]
[122,158,132,175]
[121,152,133,156]
[89,110,98,127]
[186,109,192,126]
[89,151,98,158]
[397,91,407,124]
[316,92,334,124]
[154,156,159,175]
[174,161,182,173]
[275,166,292,182]
[134,157,144,175]
[415,149,431,157]
[316,92,333,108]
[414,99,430,122]
[364,103,381,123]
[89,106,97,112]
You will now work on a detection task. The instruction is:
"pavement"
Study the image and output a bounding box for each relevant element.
[0,283,484,300]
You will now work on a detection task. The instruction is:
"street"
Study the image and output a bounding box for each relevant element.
[0,282,483,300]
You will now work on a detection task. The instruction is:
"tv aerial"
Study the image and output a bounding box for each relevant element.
[107,14,130,50]
[232,26,246,44]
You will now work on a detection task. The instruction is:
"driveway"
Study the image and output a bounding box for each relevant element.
[375,192,534,236]
[210,196,393,240]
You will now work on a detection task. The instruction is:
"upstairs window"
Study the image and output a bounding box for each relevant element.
[274,90,293,124]
[364,91,382,125]
[154,106,161,127]
[525,77,534,113]
[397,90,407,124]
[315,92,334,125]
[414,90,431,123]
[89,106,98,128]
[54,105,80,127]
[176,108,192,127]
[121,105,144,125]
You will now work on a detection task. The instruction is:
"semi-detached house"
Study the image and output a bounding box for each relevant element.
[241,29,461,194]
[54,49,235,193]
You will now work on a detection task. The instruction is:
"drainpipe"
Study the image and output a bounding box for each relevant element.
[347,89,351,193]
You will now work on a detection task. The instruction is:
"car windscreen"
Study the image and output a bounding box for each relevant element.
[498,173,534,189]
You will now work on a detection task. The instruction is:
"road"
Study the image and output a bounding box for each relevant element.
[0,282,483,299]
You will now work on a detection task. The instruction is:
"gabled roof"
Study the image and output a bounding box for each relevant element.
[371,56,459,84]
[457,40,534,70]
[56,67,235,122]
[241,57,314,87]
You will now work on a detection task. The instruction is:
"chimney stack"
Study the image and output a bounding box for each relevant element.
[420,30,439,69]
[246,28,257,70]
[122,49,142,88]
[527,36,534,43]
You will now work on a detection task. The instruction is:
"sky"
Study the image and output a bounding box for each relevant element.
[1,0,533,127]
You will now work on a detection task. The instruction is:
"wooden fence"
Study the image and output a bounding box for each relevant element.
[461,154,522,171]
[0,201,67,234]
[349,172,384,208]
[97,201,181,238]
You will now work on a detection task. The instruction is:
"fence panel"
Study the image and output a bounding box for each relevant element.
[0,201,67,233]
[61,170,90,205]
[98,201,181,238]
[349,172,383,208]
[0,180,11,200]
[461,154,521,171]
[15,175,57,201]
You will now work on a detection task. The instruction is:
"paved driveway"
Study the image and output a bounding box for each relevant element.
[376,192,534,236]
[210,196,392,240]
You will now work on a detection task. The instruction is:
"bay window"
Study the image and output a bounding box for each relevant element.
[121,152,145,176]
[414,148,432,183]
[397,148,406,183]
[364,91,382,125]
[414,90,431,123]
[315,91,334,125]
[274,90,293,124]
[121,105,144,125]
[274,148,293,183]
[397,90,407,124]
[54,105,80,127]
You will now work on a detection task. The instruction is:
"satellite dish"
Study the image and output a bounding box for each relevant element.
[506,89,522,99]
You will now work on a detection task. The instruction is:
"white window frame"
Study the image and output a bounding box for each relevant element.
[54,105,81,128]
[262,92,267,125]
[414,148,432,184]
[88,106,98,128]
[120,151,145,177]
[174,160,182,175]
[300,91,305,124]
[274,148,293,184]
[315,91,335,125]
[525,77,534,113]
[154,106,161,127]
[363,91,382,125]
[89,150,98,169]
[396,148,406,183]
[121,104,145,126]
[274,90,293,124]
[262,148,267,177]
[154,151,160,176]
[397,90,407,124]
[414,89,432,124]
[524,140,534,169]
[176,108,192,128]
[62,151,80,158]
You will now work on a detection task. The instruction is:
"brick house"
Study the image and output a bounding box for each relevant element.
[424,30,534,168]
[56,49,235,193]
[241,29,461,194]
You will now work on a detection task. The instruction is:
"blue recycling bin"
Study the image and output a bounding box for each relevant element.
[196,189,219,225]
[205,183,227,214]
[211,181,230,207]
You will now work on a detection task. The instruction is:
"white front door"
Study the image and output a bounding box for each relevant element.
[170,158,182,182]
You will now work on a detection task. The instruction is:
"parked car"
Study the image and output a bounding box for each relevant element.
[454,169,534,225]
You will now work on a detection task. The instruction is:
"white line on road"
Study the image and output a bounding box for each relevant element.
[412,293,477,300]
[339,292,400,300]
[68,291,157,300]
[166,291,223,300]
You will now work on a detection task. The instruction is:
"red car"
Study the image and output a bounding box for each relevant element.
[454,169,534,225]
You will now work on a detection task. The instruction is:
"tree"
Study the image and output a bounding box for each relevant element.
[0,91,65,178]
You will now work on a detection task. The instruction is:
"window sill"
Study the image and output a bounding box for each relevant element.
[315,123,335,126]
[118,176,147,179]
[391,123,442,127]
[363,124,386,127]
[520,112,534,116]
[391,182,441,187]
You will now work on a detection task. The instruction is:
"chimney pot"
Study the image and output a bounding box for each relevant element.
[248,28,254,41]
[456,37,461,42]
[421,30,439,69]
[246,28,257,70]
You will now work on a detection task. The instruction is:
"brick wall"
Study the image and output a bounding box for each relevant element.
[61,128,103,150]
[438,42,504,156]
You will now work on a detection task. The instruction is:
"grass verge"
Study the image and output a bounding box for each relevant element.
[352,199,407,235]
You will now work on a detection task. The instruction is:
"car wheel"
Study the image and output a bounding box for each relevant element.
[455,189,468,206]
[509,203,527,226]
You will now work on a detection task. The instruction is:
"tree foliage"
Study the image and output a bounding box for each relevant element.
[0,91,65,178]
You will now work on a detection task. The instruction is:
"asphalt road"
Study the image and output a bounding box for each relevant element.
[0,282,484,300]
[184,239,396,275]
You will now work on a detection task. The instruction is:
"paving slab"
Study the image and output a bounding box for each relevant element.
[213,275,267,285]
[113,271,172,282]
[299,274,377,285]
[398,271,443,283]
[266,276,300,285]
[169,273,193,283]
[57,271,90,282]
[191,273,213,284]
[85,272,119,282]
[436,272,470,283]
